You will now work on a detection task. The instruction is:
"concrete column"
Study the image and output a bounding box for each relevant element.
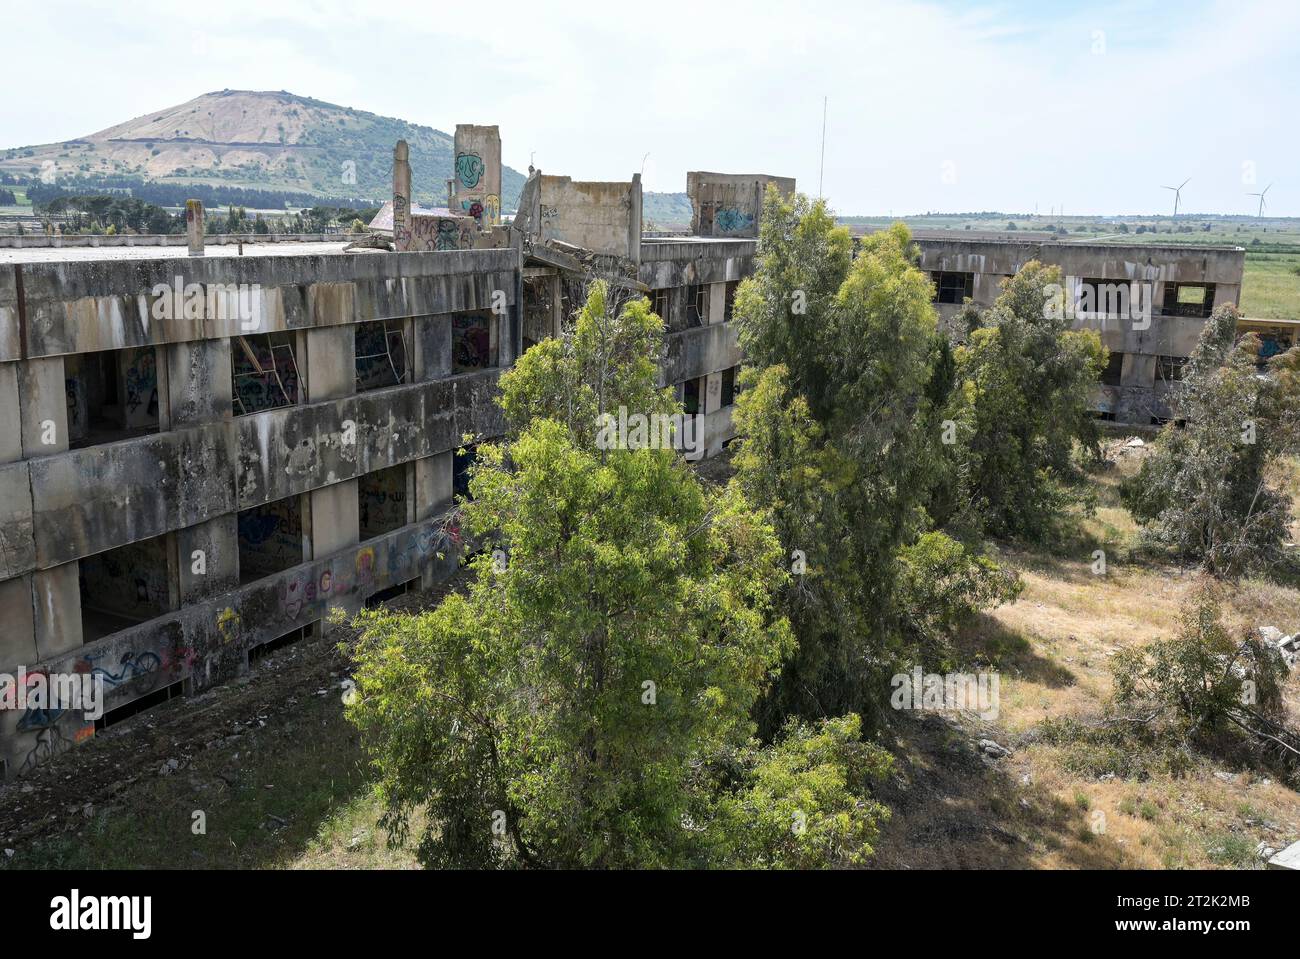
[414,451,454,590]
[165,338,240,607]
[307,481,359,560]
[0,362,22,464]
[393,141,412,252]
[301,324,359,627]
[708,282,726,325]
[415,451,454,521]
[186,200,204,257]
[414,315,452,382]
[33,562,83,658]
[303,326,355,403]
[0,575,37,673]
[165,338,233,427]
[550,274,564,337]
[18,357,68,458]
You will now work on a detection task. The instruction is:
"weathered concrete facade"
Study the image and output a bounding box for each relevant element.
[0,152,776,777]
[895,232,1246,423]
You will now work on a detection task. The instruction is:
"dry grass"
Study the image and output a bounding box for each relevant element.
[873,443,1300,869]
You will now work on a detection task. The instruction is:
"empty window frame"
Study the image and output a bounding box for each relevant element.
[237,494,304,583]
[932,271,974,305]
[686,285,707,327]
[1157,355,1189,382]
[451,312,498,374]
[454,445,478,501]
[78,532,176,641]
[355,319,409,392]
[1101,351,1125,387]
[720,365,739,408]
[682,376,705,415]
[1161,282,1215,318]
[65,346,162,448]
[359,464,410,540]
[232,332,300,415]
[1078,277,1133,317]
[649,288,671,324]
[723,281,739,322]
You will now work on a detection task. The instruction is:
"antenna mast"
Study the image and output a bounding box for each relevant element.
[818,96,827,199]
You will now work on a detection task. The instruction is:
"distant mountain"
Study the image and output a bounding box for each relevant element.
[0,90,529,211]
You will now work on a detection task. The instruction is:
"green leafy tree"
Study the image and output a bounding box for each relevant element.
[947,262,1106,539]
[1121,305,1299,577]
[345,280,893,868]
[732,195,1016,726]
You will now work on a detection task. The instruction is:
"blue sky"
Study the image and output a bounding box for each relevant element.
[4,0,1297,215]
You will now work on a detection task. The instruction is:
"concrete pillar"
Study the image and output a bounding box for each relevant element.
[414,315,452,382]
[186,200,204,257]
[164,338,239,607]
[393,140,412,252]
[165,338,233,427]
[0,362,22,464]
[303,325,355,403]
[414,451,454,590]
[306,481,359,560]
[708,282,726,325]
[415,451,454,522]
[18,357,68,458]
[301,323,359,626]
[0,575,37,673]
[33,562,83,659]
[550,274,564,337]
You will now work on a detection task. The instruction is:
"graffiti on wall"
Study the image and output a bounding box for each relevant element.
[456,152,485,190]
[405,215,474,252]
[714,206,755,234]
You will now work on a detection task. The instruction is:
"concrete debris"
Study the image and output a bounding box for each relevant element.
[978,739,1011,759]
[1268,840,1300,870]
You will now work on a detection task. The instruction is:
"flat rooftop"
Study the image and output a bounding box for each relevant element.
[0,240,358,265]
[852,226,1245,252]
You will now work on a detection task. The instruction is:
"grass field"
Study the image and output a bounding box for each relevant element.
[1242,252,1300,318]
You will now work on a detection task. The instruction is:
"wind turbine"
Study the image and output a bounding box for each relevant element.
[1162,178,1190,218]
[1247,184,1272,218]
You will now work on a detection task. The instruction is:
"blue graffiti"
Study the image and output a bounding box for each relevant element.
[715,207,754,233]
[456,152,485,190]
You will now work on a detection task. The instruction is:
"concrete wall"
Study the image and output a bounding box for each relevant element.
[0,216,759,778]
[450,125,503,228]
[538,175,642,262]
[687,172,796,238]
[902,235,1246,423]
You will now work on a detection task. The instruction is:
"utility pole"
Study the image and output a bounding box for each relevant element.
[818,96,827,199]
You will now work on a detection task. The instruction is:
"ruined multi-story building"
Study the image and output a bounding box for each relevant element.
[0,128,779,777]
[0,126,1259,779]
[897,230,1246,423]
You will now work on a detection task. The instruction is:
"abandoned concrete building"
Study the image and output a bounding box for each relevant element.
[0,124,1255,779]
[0,127,774,777]
[895,230,1246,424]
